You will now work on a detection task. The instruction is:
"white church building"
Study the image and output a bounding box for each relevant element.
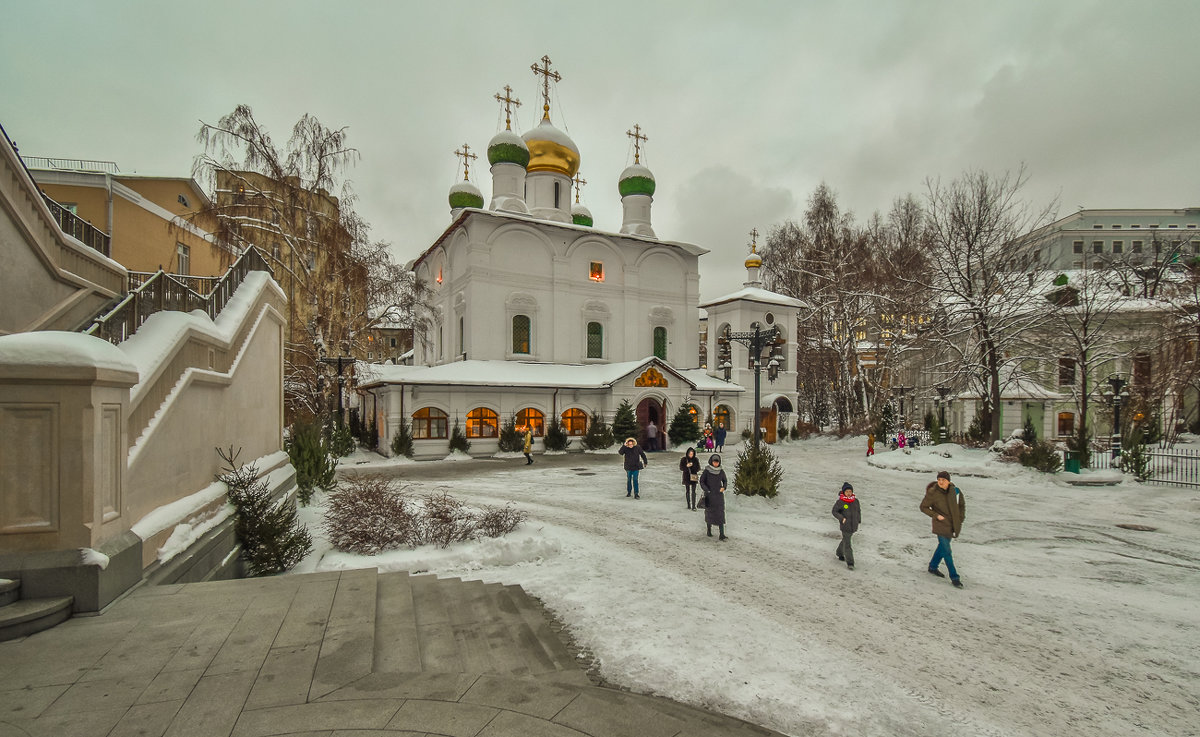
[361,58,803,458]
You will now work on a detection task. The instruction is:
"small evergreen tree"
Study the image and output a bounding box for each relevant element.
[923,410,936,431]
[778,418,789,442]
[218,447,311,576]
[1019,441,1063,473]
[668,405,701,446]
[929,415,942,445]
[286,422,338,505]
[733,442,783,498]
[789,423,801,441]
[581,412,614,450]
[875,404,896,440]
[497,415,523,452]
[449,421,471,454]
[325,419,356,457]
[1022,415,1038,445]
[1067,425,1092,469]
[543,415,570,451]
[966,413,987,443]
[1120,427,1151,481]
[365,416,379,450]
[391,421,414,458]
[611,400,639,444]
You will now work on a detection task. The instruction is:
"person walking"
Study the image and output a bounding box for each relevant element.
[618,437,649,498]
[898,430,907,449]
[522,425,534,465]
[714,422,727,452]
[679,447,701,510]
[866,433,875,457]
[698,453,728,540]
[645,420,659,452]
[920,470,966,588]
[832,482,861,570]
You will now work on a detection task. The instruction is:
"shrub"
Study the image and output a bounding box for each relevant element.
[794,421,819,439]
[875,404,896,440]
[324,474,417,554]
[733,442,783,498]
[965,414,988,444]
[327,423,357,457]
[475,502,530,538]
[391,421,414,458]
[923,410,936,431]
[543,416,570,451]
[789,423,801,441]
[364,416,379,451]
[1019,441,1063,473]
[1066,426,1092,469]
[449,422,471,454]
[420,492,478,548]
[581,412,614,450]
[610,400,639,445]
[740,428,752,441]
[1120,427,1151,481]
[668,404,701,446]
[218,447,311,575]
[497,415,523,452]
[1022,416,1038,445]
[286,422,338,505]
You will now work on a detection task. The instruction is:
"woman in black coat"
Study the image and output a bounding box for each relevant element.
[698,453,728,540]
[679,447,701,510]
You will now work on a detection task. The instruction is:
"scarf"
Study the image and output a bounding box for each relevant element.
[839,492,856,504]
[704,464,722,475]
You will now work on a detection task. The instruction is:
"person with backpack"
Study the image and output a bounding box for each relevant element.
[920,470,967,588]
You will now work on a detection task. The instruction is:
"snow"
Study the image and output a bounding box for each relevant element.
[291,436,1200,737]
[699,285,808,310]
[0,331,138,374]
[522,117,580,154]
[79,548,110,570]
[619,163,655,181]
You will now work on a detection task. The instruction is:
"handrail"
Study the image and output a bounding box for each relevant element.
[83,246,273,345]
[41,194,112,256]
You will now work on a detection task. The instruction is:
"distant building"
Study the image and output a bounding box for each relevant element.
[1027,208,1200,270]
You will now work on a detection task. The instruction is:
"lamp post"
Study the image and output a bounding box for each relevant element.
[893,385,911,431]
[318,354,356,427]
[1103,375,1130,460]
[936,385,950,443]
[721,324,779,450]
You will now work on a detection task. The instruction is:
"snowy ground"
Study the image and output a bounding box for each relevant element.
[293,439,1200,737]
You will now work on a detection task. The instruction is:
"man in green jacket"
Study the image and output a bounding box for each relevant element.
[920,470,966,588]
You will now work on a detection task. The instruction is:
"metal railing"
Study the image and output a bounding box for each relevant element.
[1080,444,1200,487]
[22,156,120,173]
[42,194,111,256]
[83,247,273,345]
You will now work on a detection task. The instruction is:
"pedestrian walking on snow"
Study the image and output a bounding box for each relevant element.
[698,454,728,540]
[832,482,861,570]
[898,430,907,449]
[714,422,727,452]
[679,447,701,510]
[522,425,534,465]
[866,433,875,457]
[618,437,648,498]
[645,420,659,452]
[920,470,967,588]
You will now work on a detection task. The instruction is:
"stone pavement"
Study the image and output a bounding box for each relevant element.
[0,568,788,737]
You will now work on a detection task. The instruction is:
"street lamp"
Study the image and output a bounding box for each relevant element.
[318,354,356,427]
[936,385,950,443]
[893,385,911,429]
[1102,375,1130,460]
[723,324,780,450]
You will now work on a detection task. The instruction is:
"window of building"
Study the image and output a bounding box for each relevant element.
[589,262,604,281]
[412,407,448,439]
[1072,241,1083,253]
[1113,240,1123,254]
[516,408,545,436]
[561,408,588,436]
[1131,224,1141,228]
[178,193,191,208]
[1058,357,1076,386]
[1132,240,1143,254]
[62,202,78,215]
[1058,412,1075,436]
[1133,352,1152,386]
[1093,241,1103,253]
[176,243,190,275]
[713,405,732,431]
[389,337,397,348]
[653,326,667,360]
[459,316,465,354]
[1169,224,1179,229]
[587,321,603,359]
[1112,225,1122,229]
[466,407,499,438]
[512,314,531,354]
[367,352,374,359]
[554,181,561,209]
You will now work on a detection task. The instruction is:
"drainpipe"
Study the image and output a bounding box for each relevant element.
[104,172,114,236]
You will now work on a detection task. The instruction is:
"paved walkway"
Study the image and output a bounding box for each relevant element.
[0,568,788,737]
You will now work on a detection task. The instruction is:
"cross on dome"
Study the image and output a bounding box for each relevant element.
[573,172,587,203]
[626,123,648,164]
[749,227,759,253]
[494,85,521,131]
[530,55,562,120]
[453,143,478,181]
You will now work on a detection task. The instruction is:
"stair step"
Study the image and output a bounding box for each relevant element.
[0,596,73,642]
[0,578,18,608]
[499,585,582,674]
[309,568,378,700]
[373,572,421,673]
[410,575,463,672]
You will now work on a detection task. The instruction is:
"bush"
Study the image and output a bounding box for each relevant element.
[581,412,614,450]
[497,415,523,452]
[794,421,819,439]
[965,414,988,444]
[733,442,783,498]
[286,422,338,505]
[611,400,639,444]
[391,421,414,458]
[741,428,752,440]
[923,410,936,431]
[475,502,529,538]
[1120,427,1151,481]
[326,422,357,458]
[1022,416,1038,445]
[449,422,471,454]
[543,416,570,451]
[364,416,379,451]
[1019,441,1063,473]
[419,492,477,548]
[218,447,311,575]
[789,423,801,441]
[875,404,896,440]
[668,405,701,446]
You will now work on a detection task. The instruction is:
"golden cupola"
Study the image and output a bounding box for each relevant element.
[522,114,580,177]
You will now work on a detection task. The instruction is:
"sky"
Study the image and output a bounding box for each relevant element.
[3,1,1199,300]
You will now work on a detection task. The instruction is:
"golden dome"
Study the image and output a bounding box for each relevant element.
[523,117,580,177]
[745,253,763,268]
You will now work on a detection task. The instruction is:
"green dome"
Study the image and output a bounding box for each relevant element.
[449,181,484,210]
[618,163,656,197]
[488,130,530,168]
[572,204,593,227]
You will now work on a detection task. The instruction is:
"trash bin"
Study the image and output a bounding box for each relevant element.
[1064,451,1081,474]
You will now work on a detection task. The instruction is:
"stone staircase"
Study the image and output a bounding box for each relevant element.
[0,578,73,642]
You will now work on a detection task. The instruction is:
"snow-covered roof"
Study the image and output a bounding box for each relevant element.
[359,356,744,393]
[700,286,808,310]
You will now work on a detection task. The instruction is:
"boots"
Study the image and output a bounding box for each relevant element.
[718,525,727,541]
[707,525,713,537]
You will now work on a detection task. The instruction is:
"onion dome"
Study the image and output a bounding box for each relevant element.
[745,252,762,268]
[488,130,530,168]
[618,163,656,197]
[571,203,593,227]
[448,180,484,210]
[522,118,580,177]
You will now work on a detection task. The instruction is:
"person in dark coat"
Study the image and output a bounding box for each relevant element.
[679,447,701,510]
[831,482,861,570]
[698,453,728,540]
[618,437,648,498]
[920,470,967,588]
[714,422,727,452]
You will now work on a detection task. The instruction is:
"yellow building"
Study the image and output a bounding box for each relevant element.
[26,158,234,277]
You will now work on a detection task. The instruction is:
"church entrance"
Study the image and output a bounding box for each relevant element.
[637,397,665,450]
[760,406,777,443]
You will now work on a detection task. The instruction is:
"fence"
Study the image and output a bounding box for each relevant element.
[42,194,111,256]
[1080,444,1200,487]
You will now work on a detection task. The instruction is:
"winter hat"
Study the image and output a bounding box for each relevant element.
[625,437,637,444]
[709,454,722,464]
[937,470,952,481]
[841,482,854,492]
[685,447,696,457]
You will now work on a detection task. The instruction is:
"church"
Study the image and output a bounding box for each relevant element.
[361,57,803,458]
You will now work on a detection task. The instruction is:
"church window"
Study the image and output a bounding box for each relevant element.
[587,322,603,359]
[653,326,668,360]
[412,407,448,439]
[517,408,545,436]
[512,315,531,354]
[589,262,604,281]
[713,405,732,431]
[1058,357,1076,386]
[466,407,499,438]
[459,317,465,354]
[561,408,588,436]
[554,181,561,209]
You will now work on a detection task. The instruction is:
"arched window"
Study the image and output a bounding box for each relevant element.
[412,407,448,439]
[653,326,668,360]
[512,314,531,354]
[587,321,603,359]
[686,404,700,426]
[516,408,545,436]
[713,405,732,432]
[466,407,499,438]
[561,408,588,436]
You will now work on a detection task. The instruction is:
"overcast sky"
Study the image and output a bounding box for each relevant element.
[4,1,1198,300]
